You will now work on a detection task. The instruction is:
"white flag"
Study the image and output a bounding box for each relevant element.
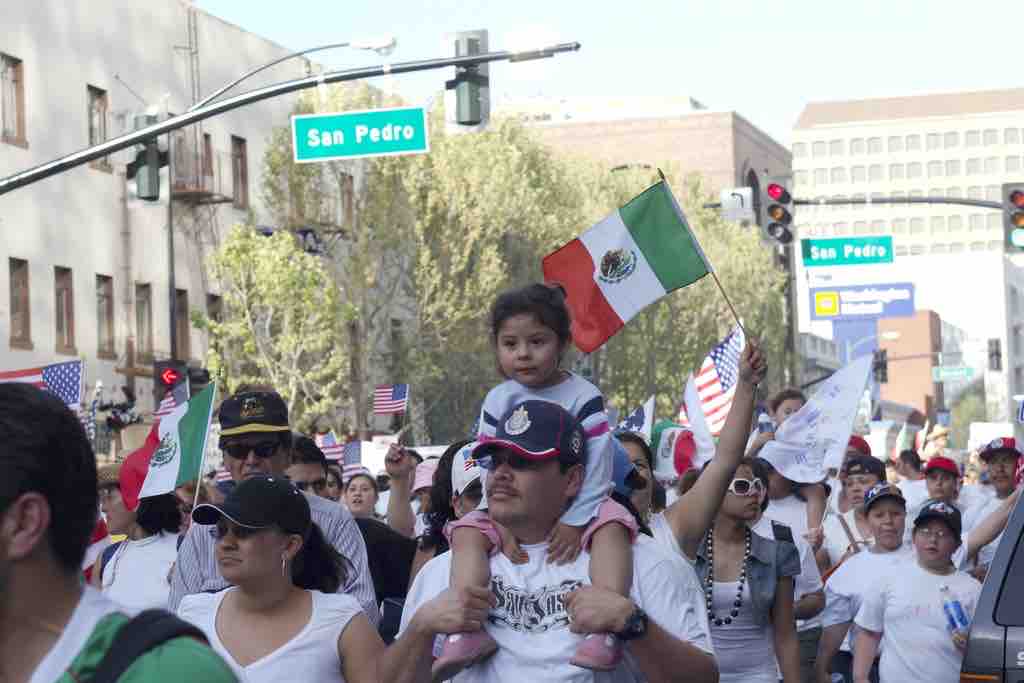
[759,355,872,483]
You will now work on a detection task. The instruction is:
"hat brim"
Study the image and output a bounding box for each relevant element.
[980,448,1021,461]
[472,438,560,462]
[864,491,905,512]
[220,424,291,437]
[913,512,961,538]
[191,502,269,529]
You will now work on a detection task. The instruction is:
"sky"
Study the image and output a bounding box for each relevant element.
[196,0,1022,145]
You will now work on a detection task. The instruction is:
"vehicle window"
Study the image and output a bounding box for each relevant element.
[995,520,1024,625]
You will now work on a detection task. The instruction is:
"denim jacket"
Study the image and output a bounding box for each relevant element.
[693,528,801,627]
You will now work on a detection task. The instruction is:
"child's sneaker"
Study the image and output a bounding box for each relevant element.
[431,631,498,682]
[570,633,623,671]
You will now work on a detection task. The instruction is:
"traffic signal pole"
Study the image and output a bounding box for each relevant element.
[0,42,580,196]
[705,195,1003,211]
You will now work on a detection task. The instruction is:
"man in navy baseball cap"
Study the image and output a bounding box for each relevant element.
[472,400,586,467]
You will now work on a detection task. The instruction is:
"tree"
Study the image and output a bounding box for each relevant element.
[950,378,986,449]
[192,225,348,432]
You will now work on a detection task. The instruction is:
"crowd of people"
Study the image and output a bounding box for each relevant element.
[1,282,1021,683]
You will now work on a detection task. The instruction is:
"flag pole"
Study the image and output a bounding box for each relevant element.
[657,168,748,338]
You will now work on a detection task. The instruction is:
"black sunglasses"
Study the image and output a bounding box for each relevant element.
[479,451,541,471]
[293,478,327,492]
[215,519,269,540]
[221,440,280,460]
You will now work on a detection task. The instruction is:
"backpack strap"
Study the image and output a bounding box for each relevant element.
[770,521,794,545]
[88,609,207,683]
[836,513,863,556]
[98,541,123,582]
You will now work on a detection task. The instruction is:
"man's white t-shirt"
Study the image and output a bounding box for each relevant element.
[855,560,981,683]
[898,478,930,512]
[400,535,713,682]
[101,531,179,610]
[962,494,1007,567]
[762,494,810,539]
[29,587,129,683]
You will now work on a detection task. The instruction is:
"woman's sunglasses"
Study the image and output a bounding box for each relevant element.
[727,478,765,497]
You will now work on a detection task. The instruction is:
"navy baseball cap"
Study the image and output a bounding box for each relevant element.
[473,400,585,465]
[863,482,905,513]
[914,499,963,539]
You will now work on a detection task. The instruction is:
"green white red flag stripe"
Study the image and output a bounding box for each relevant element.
[120,384,217,510]
[543,180,712,353]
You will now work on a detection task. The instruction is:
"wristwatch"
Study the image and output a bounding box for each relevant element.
[615,605,648,641]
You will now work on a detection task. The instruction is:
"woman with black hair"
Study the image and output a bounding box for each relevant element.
[177,475,381,682]
[91,462,181,609]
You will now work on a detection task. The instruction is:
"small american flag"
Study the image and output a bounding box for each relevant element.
[678,326,745,436]
[342,463,372,485]
[341,440,362,465]
[0,360,84,418]
[374,383,409,415]
[154,380,189,418]
[315,431,345,462]
[214,467,233,483]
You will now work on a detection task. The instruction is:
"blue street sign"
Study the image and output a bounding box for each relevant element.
[810,282,915,321]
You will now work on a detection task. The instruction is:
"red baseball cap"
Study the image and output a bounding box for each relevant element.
[848,435,872,458]
[924,456,960,477]
[979,437,1022,462]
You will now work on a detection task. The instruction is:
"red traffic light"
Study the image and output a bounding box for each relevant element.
[1011,190,1024,209]
[160,368,182,386]
[766,183,789,201]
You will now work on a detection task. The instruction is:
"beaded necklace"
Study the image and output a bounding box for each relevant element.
[703,527,752,627]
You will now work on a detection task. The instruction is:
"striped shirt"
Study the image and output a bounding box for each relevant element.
[168,491,379,625]
[478,372,612,527]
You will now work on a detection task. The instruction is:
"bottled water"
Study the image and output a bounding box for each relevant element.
[940,584,970,634]
[757,412,775,434]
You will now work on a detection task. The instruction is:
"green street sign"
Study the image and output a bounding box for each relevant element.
[932,366,975,382]
[291,106,429,163]
[801,237,894,267]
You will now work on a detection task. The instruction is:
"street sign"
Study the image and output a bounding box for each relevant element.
[932,366,975,382]
[809,282,915,321]
[719,187,754,223]
[291,106,429,163]
[801,237,894,267]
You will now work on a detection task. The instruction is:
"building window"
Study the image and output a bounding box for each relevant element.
[829,139,844,156]
[888,136,903,153]
[930,216,946,234]
[867,137,883,154]
[986,185,1001,201]
[987,213,1002,230]
[984,157,999,174]
[945,159,960,176]
[135,283,153,361]
[794,170,809,185]
[231,135,249,209]
[926,133,941,151]
[965,130,981,147]
[1005,128,1021,145]
[905,134,921,151]
[175,289,191,360]
[854,221,869,235]
[870,219,885,234]
[966,158,981,175]
[910,244,926,256]
[889,163,904,180]
[927,161,943,178]
[894,245,908,257]
[850,138,865,155]
[9,258,31,348]
[944,132,959,148]
[833,222,849,235]
[931,244,949,254]
[868,165,883,182]
[949,242,965,253]
[948,215,963,231]
[832,195,846,211]
[983,129,999,145]
[946,186,962,197]
[910,218,925,234]
[851,192,866,210]
[1,54,26,146]
[792,142,807,157]
[909,189,924,199]
[1007,156,1021,173]
[87,86,108,146]
[96,275,114,357]
[851,166,866,183]
[891,191,906,205]
[206,293,223,323]
[813,168,827,185]
[907,162,922,178]
[202,132,213,177]
[54,267,75,353]
[892,218,907,234]
[967,186,983,199]
[812,141,827,157]
[928,187,944,198]
[830,167,846,183]
[969,214,985,231]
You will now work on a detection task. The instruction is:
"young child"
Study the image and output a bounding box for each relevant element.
[433,283,638,680]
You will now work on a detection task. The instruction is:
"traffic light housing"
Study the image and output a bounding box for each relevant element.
[1003,183,1024,251]
[758,177,794,245]
[447,30,489,126]
[989,338,1002,371]
[872,349,888,383]
[153,359,187,403]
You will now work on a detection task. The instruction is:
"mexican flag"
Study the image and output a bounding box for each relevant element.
[120,384,217,511]
[543,181,712,353]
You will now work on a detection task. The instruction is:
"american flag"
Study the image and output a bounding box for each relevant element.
[214,467,233,483]
[342,463,371,485]
[374,383,409,415]
[315,431,346,461]
[678,326,745,436]
[0,360,85,420]
[342,440,362,465]
[154,380,189,418]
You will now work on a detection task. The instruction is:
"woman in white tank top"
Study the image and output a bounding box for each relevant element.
[177,475,382,683]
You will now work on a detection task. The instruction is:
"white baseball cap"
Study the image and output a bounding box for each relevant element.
[451,441,483,497]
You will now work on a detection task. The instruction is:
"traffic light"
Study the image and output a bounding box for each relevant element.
[1003,183,1024,251]
[758,178,794,245]
[447,30,489,126]
[872,349,888,383]
[989,338,1002,371]
[153,359,187,403]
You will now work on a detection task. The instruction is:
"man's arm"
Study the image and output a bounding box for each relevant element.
[385,445,417,538]
[963,486,1021,563]
[815,622,851,683]
[852,628,881,683]
[167,523,208,610]
[795,589,825,620]
[662,341,766,558]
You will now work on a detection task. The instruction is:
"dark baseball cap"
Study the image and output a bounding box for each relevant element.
[914,499,962,539]
[843,454,886,480]
[863,482,905,513]
[979,437,1022,462]
[192,475,310,536]
[219,391,290,437]
[472,400,585,465]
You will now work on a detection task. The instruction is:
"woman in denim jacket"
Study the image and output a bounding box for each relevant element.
[686,457,802,683]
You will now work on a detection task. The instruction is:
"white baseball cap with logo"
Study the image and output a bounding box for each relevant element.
[451,441,483,497]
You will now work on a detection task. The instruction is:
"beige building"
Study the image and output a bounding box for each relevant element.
[791,89,1024,428]
[499,95,792,193]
